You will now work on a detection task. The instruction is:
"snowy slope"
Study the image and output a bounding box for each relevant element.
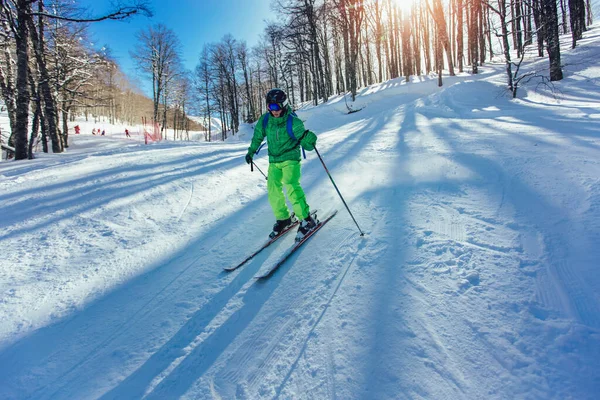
[1,27,600,399]
[186,116,251,143]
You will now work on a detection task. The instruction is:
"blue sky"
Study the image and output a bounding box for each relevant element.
[79,0,273,88]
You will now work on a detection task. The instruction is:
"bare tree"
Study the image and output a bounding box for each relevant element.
[456,0,465,72]
[0,0,151,160]
[365,0,384,82]
[237,41,256,122]
[131,23,181,125]
[486,0,516,93]
[334,0,364,101]
[44,2,101,149]
[171,72,191,140]
[194,46,212,141]
[428,0,456,81]
[222,35,240,133]
[0,4,17,140]
[569,0,587,48]
[541,0,563,80]
[182,0,577,125]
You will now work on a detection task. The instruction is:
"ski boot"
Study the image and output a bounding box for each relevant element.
[295,213,318,242]
[269,214,296,239]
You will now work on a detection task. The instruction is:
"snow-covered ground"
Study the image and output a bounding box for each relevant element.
[1,27,599,399]
[186,116,250,143]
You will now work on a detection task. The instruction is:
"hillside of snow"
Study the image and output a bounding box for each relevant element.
[1,27,599,399]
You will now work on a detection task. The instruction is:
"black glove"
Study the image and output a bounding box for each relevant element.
[245,152,253,164]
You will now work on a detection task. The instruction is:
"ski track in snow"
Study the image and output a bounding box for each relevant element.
[1,25,600,400]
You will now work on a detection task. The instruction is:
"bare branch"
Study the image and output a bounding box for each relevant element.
[31,2,152,22]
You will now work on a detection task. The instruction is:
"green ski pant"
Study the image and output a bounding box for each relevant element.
[268,160,310,221]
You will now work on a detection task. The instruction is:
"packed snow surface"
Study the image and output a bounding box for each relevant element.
[1,27,599,400]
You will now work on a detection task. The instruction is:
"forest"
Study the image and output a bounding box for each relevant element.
[0,0,593,160]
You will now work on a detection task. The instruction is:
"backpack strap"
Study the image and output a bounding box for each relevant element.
[252,114,268,156]
[255,142,266,155]
[286,114,306,159]
[286,115,296,140]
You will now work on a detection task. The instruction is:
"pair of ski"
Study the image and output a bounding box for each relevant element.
[224,210,338,279]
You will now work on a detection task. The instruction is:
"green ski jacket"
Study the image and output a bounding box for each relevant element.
[248,107,317,164]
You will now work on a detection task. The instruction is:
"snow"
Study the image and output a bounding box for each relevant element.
[1,27,600,400]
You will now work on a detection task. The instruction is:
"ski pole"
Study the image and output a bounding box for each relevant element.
[251,160,268,180]
[314,145,364,236]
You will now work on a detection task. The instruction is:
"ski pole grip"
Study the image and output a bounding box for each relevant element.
[251,161,254,172]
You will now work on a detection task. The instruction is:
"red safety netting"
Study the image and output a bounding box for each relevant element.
[141,118,162,144]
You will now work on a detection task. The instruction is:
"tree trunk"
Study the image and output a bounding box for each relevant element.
[524,0,533,46]
[436,27,443,86]
[28,72,41,159]
[0,15,17,136]
[532,0,545,56]
[421,5,431,73]
[430,0,455,75]
[386,0,397,78]
[515,0,523,57]
[569,0,586,48]
[457,0,464,72]
[62,107,69,148]
[401,12,412,81]
[499,0,514,92]
[412,7,422,75]
[13,0,30,160]
[477,0,485,64]
[243,66,254,122]
[27,9,63,153]
[374,0,383,81]
[319,8,333,98]
[542,0,563,80]
[560,0,568,34]
[469,0,479,74]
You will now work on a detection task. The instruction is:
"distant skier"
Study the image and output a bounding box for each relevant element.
[101,130,105,136]
[74,125,80,134]
[125,128,130,138]
[245,88,318,241]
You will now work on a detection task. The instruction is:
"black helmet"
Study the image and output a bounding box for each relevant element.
[266,88,288,112]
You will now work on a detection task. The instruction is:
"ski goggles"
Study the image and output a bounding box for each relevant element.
[268,103,283,111]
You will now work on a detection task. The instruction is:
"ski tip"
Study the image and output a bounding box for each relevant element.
[322,209,339,220]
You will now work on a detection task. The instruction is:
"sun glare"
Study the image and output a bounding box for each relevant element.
[390,0,417,13]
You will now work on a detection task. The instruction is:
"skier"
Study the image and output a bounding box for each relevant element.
[245,88,318,241]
